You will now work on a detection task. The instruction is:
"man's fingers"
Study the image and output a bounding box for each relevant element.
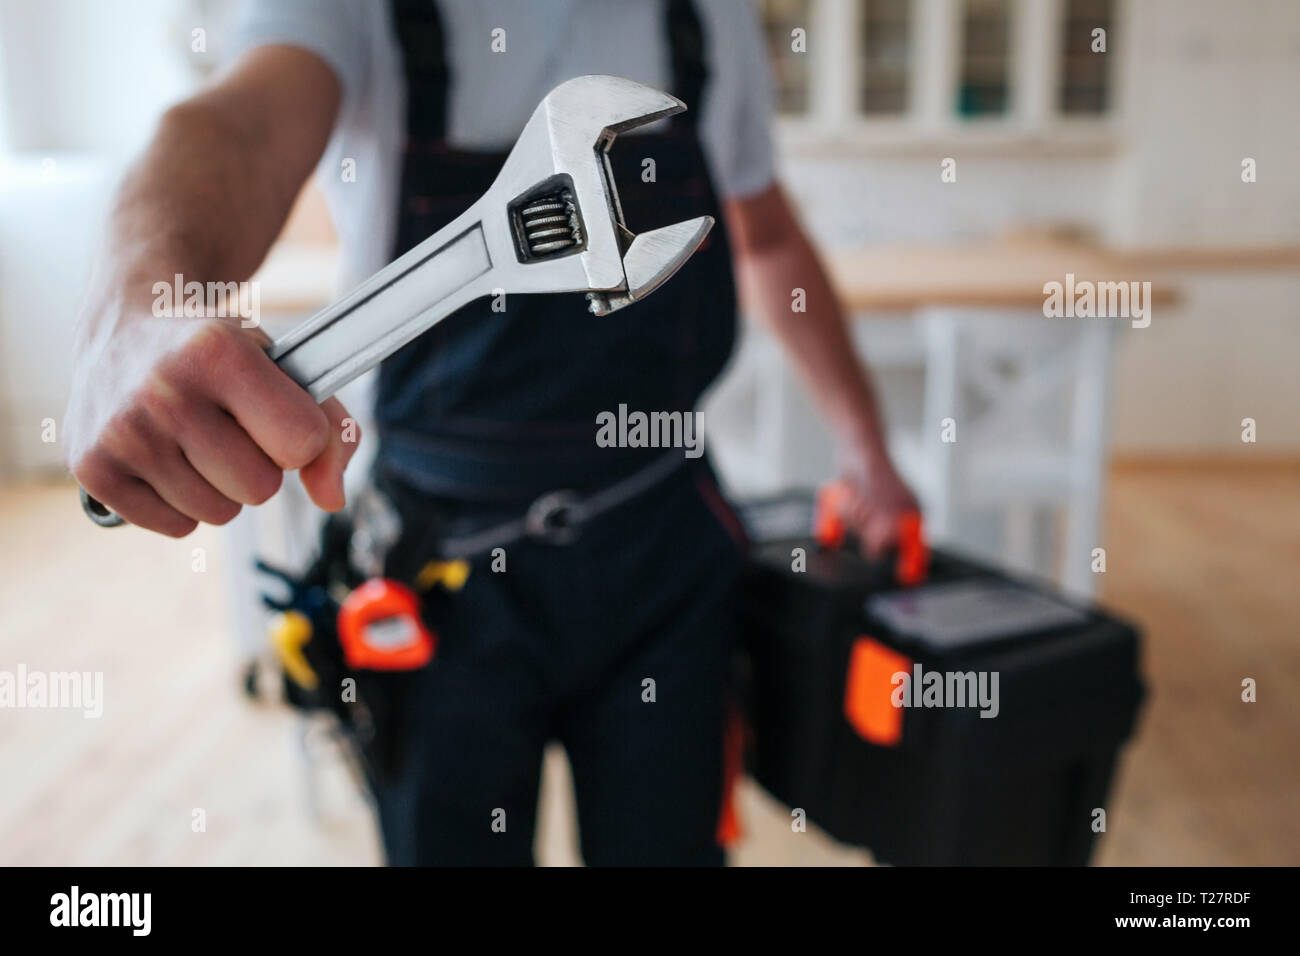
[841,490,900,558]
[106,405,243,526]
[199,328,331,471]
[80,468,198,538]
[298,397,359,512]
[85,326,360,526]
[133,448,243,527]
[178,406,284,506]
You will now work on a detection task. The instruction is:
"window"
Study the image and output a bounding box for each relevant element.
[859,0,912,115]
[758,0,813,114]
[755,0,1119,136]
[1060,0,1114,114]
[957,0,1011,117]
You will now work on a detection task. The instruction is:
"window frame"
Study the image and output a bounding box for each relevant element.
[769,0,1122,154]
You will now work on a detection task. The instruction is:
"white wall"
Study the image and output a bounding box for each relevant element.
[777,151,1115,246]
[1109,0,1300,452]
[1107,0,1300,452]
[0,0,212,477]
[0,156,116,477]
[1109,0,1300,248]
[0,0,198,155]
[1109,273,1300,452]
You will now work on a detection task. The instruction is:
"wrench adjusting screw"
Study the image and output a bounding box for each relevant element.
[509,175,585,262]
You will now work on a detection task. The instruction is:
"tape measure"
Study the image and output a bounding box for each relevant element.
[337,579,436,671]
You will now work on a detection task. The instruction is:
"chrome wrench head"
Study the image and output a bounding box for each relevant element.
[485,74,714,315]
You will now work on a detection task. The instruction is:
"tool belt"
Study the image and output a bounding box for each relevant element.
[255,450,687,784]
[255,510,439,787]
[377,449,686,572]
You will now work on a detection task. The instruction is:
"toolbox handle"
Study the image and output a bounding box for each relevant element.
[814,481,930,585]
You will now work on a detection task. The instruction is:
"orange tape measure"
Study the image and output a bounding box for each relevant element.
[337,579,436,671]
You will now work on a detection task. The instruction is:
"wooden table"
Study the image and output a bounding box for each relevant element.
[823,237,1180,313]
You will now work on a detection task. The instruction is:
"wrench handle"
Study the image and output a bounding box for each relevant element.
[80,486,126,527]
[268,222,492,401]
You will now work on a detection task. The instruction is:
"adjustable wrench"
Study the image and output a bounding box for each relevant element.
[82,74,714,526]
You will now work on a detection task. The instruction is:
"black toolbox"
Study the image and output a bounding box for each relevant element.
[736,492,1145,866]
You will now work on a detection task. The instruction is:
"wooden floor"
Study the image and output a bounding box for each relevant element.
[0,463,1296,866]
[1089,462,1300,866]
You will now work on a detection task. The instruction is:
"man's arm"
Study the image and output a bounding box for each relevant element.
[65,46,358,537]
[725,183,917,555]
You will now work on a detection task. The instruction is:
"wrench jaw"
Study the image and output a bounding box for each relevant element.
[499,74,714,310]
[585,215,715,315]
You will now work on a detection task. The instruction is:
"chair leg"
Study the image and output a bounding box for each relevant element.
[1062,321,1117,598]
[921,310,962,542]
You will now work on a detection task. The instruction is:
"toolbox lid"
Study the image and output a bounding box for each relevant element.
[867,579,1088,651]
[741,495,816,542]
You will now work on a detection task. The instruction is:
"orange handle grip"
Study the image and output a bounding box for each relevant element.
[813,482,930,585]
[894,509,929,586]
[814,482,851,550]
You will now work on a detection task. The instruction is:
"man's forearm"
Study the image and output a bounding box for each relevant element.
[111,110,267,290]
[87,104,292,331]
[730,204,891,465]
[84,47,339,337]
[725,184,916,551]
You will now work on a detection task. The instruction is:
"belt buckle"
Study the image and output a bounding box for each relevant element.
[525,489,583,545]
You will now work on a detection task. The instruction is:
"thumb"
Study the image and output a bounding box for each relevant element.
[298,397,361,512]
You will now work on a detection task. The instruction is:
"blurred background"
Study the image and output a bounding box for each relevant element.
[0,0,1296,865]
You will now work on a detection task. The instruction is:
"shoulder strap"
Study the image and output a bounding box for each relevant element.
[390,0,450,141]
[666,0,708,126]
[390,0,708,138]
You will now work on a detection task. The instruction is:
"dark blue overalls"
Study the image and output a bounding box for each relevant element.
[371,0,746,865]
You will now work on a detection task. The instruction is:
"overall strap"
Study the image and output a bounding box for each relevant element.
[666,0,708,126]
[389,0,709,141]
[391,0,450,141]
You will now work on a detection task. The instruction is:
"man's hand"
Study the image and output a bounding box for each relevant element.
[63,45,347,536]
[725,183,918,557]
[837,445,920,557]
[65,303,357,538]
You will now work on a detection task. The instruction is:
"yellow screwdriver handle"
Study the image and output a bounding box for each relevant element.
[270,610,319,691]
[415,559,471,593]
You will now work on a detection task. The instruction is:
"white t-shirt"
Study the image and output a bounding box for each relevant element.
[232,0,776,288]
